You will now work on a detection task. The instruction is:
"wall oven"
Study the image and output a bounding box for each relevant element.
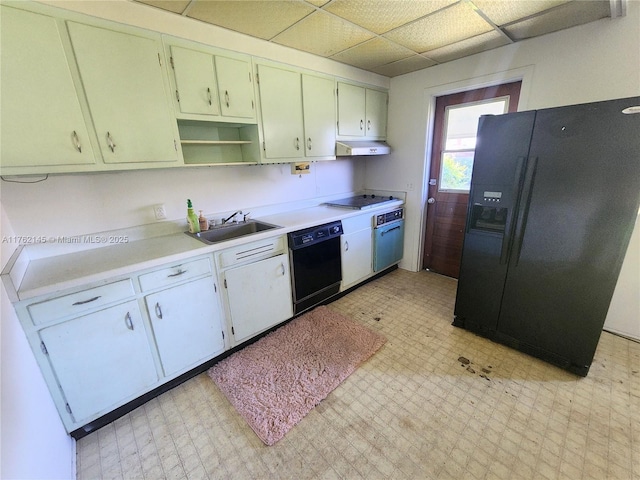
[373,208,404,272]
[288,220,343,315]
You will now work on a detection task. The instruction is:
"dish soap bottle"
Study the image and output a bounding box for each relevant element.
[187,199,200,233]
[198,210,208,231]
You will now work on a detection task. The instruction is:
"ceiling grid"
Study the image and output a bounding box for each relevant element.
[134,0,620,77]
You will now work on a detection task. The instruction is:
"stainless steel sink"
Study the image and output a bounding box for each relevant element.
[186,220,281,244]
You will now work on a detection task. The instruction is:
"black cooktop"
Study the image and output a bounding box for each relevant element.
[325,194,396,210]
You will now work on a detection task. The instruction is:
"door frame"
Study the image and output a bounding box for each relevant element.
[414,66,535,272]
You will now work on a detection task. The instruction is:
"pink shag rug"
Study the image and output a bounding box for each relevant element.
[207,305,386,445]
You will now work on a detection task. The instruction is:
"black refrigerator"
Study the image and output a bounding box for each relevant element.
[453,96,640,376]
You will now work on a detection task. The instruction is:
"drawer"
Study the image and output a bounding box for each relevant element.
[216,235,286,269]
[28,279,135,325]
[139,257,211,292]
[341,213,373,234]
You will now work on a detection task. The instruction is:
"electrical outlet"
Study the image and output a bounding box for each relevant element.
[153,204,167,220]
[407,183,414,191]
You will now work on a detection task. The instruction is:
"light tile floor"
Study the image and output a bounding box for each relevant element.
[77,269,640,480]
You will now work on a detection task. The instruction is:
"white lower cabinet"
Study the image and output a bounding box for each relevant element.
[39,301,158,423]
[144,276,225,376]
[224,254,293,343]
[341,213,374,291]
[217,236,293,345]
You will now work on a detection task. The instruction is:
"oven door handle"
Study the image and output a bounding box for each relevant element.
[381,225,401,236]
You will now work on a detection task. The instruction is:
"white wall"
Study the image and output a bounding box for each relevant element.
[1,203,75,480]
[370,2,640,272]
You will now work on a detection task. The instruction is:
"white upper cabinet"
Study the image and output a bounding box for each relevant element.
[257,64,305,160]
[215,56,255,119]
[166,40,256,122]
[365,88,388,138]
[0,6,97,172]
[67,21,179,164]
[302,74,336,158]
[170,45,220,116]
[337,82,388,140]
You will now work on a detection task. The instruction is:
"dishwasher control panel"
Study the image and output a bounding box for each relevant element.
[375,208,404,227]
[288,220,343,249]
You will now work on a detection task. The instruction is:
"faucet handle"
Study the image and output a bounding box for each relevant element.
[243,212,251,222]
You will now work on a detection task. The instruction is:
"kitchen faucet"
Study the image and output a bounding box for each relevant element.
[222,210,242,224]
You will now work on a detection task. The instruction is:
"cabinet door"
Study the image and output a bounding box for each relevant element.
[0,6,96,169]
[257,64,304,159]
[145,277,225,376]
[341,228,373,289]
[67,22,178,164]
[302,74,336,158]
[216,56,255,119]
[337,82,365,137]
[224,254,293,343]
[170,45,220,116]
[366,89,388,138]
[39,301,157,423]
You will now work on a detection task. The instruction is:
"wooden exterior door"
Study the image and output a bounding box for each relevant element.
[423,82,521,278]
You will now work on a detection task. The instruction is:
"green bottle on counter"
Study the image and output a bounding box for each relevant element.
[187,199,200,233]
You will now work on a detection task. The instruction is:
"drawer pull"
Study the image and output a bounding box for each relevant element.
[155,302,163,319]
[124,312,134,330]
[72,296,101,306]
[167,269,187,278]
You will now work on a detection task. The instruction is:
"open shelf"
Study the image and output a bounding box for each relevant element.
[177,120,260,165]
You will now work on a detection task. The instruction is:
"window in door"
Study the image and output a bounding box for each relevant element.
[439,98,509,192]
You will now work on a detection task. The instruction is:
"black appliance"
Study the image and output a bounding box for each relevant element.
[288,220,343,315]
[453,96,640,377]
[325,194,396,210]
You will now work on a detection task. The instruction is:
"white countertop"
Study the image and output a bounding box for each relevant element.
[6,201,403,302]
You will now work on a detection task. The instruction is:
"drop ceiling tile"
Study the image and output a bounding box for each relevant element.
[504,0,611,41]
[135,0,191,14]
[304,0,331,6]
[330,37,415,70]
[187,1,315,40]
[324,0,457,35]
[272,10,374,57]
[384,2,495,52]
[370,55,437,77]
[424,30,510,63]
[473,0,570,26]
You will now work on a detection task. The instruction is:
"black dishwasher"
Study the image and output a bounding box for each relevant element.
[288,220,343,315]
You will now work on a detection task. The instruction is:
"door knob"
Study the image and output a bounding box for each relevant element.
[427,197,436,204]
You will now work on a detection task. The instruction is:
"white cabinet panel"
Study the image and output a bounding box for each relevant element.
[0,6,96,169]
[215,56,255,119]
[145,277,224,376]
[67,21,178,164]
[39,301,157,423]
[302,74,336,157]
[170,45,220,116]
[337,82,366,137]
[366,89,388,138]
[257,64,305,159]
[341,228,373,289]
[224,253,292,343]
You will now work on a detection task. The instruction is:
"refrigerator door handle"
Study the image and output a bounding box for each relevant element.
[512,156,539,266]
[500,156,526,264]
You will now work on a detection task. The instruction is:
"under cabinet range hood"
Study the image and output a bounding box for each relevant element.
[336,141,390,156]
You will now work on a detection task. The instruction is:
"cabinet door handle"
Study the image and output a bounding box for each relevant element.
[106,132,116,153]
[381,225,401,236]
[345,240,349,251]
[72,131,82,153]
[72,295,101,306]
[155,302,163,319]
[167,269,187,278]
[225,90,230,108]
[280,263,286,276]
[307,137,312,150]
[360,119,364,130]
[367,120,371,131]
[125,312,134,330]
[295,138,300,150]
[207,87,212,106]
